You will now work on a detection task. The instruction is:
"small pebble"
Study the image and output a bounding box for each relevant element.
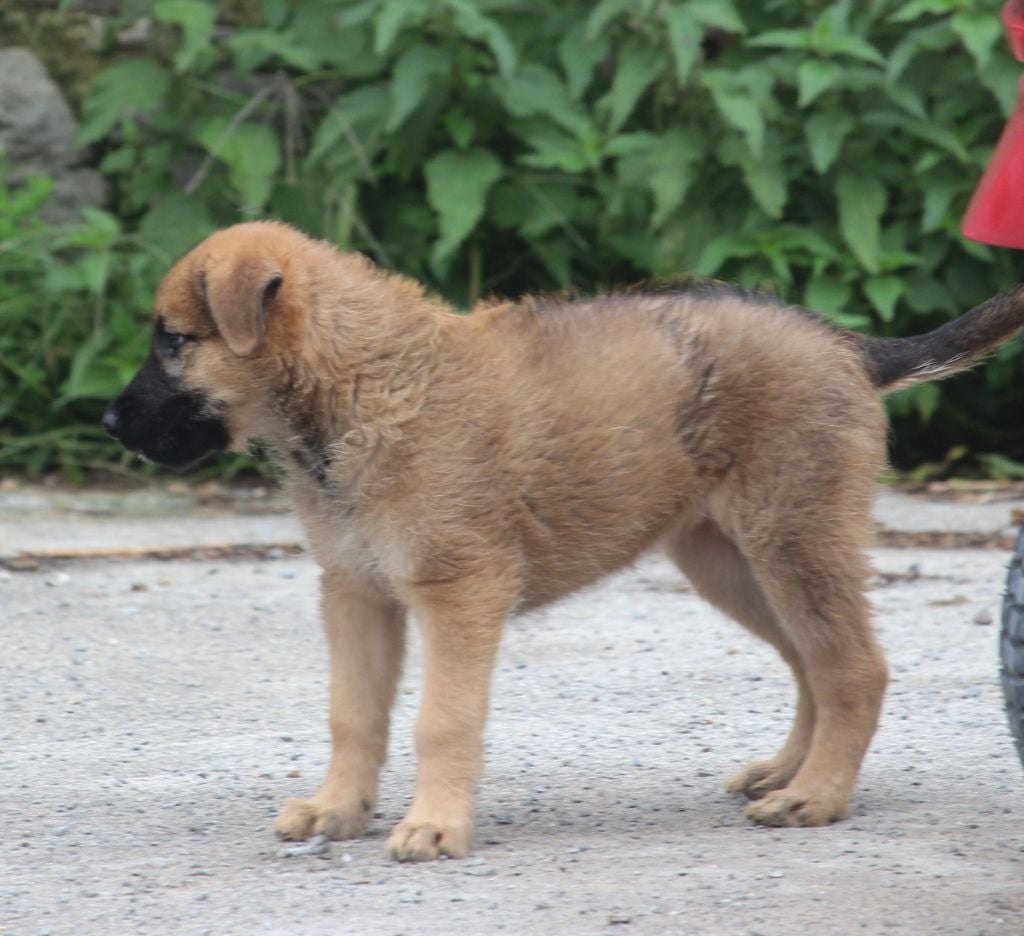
[973,609,994,626]
[277,834,331,858]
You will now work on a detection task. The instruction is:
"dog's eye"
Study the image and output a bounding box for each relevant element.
[164,333,191,354]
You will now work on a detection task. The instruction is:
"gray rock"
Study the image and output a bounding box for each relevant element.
[0,47,106,223]
[0,48,77,170]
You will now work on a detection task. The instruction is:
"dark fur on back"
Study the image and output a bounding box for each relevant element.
[546,278,1024,395]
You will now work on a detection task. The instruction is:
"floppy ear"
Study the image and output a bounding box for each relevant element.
[202,257,283,358]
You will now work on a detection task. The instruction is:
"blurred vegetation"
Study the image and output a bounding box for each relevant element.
[2,0,1023,480]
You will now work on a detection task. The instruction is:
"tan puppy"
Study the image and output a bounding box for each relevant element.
[103,221,1024,861]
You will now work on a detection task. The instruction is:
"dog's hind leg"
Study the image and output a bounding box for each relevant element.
[666,519,815,798]
[740,521,888,827]
[276,570,406,841]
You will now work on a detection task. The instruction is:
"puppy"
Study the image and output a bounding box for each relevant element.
[103,221,1024,861]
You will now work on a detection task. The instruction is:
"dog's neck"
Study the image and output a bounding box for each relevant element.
[268,278,459,490]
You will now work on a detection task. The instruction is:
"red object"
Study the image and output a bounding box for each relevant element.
[962,1,1024,248]
[1004,0,1024,60]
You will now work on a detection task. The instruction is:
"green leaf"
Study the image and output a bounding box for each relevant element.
[772,225,840,261]
[921,175,964,232]
[797,59,838,108]
[529,236,574,286]
[979,53,1020,117]
[887,21,954,83]
[445,0,517,78]
[828,35,885,66]
[388,46,451,132]
[519,123,591,173]
[648,129,703,226]
[804,110,853,173]
[494,65,590,135]
[516,183,583,239]
[696,233,758,275]
[604,132,659,157]
[889,0,958,24]
[56,330,121,408]
[374,0,422,55]
[559,21,610,99]
[444,112,475,149]
[600,43,663,133]
[836,172,886,273]
[76,251,112,297]
[977,453,1024,481]
[585,0,636,40]
[78,207,121,241]
[425,149,503,270]
[912,383,941,422]
[263,0,289,28]
[153,0,215,72]
[99,147,135,174]
[741,156,787,218]
[901,119,970,163]
[747,29,809,51]
[864,276,903,321]
[138,195,215,260]
[950,10,1001,71]
[661,5,701,86]
[885,81,927,120]
[77,59,170,146]
[805,274,866,327]
[702,71,763,156]
[227,29,320,72]
[336,1,378,28]
[195,119,281,208]
[308,85,389,165]
[686,0,745,34]
[903,271,956,314]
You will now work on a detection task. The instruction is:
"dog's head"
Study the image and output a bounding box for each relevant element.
[103,221,314,468]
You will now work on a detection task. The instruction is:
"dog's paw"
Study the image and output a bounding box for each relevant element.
[725,760,796,800]
[743,788,848,828]
[275,796,373,842]
[386,818,472,862]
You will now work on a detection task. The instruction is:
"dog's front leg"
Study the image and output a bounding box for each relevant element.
[386,575,513,862]
[276,570,406,841]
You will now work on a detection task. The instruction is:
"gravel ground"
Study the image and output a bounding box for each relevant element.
[1,539,1022,935]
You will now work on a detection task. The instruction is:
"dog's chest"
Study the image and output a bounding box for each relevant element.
[292,481,409,588]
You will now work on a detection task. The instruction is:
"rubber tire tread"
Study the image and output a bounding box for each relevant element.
[1001,523,1024,768]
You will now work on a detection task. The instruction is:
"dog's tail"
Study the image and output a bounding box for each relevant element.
[851,285,1024,392]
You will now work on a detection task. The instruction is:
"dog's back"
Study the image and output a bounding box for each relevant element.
[427,288,886,609]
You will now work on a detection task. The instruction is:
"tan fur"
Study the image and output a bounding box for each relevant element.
[148,221,920,860]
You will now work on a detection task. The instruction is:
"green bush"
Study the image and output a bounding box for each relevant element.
[3,0,1024,478]
[0,167,158,478]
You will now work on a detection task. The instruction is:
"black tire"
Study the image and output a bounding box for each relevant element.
[1001,523,1024,768]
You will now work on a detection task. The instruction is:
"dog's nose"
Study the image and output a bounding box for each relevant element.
[101,406,120,438]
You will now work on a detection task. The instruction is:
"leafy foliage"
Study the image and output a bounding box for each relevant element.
[3,0,1024,477]
[0,164,158,478]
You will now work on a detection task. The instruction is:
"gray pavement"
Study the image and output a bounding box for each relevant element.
[1,483,1023,935]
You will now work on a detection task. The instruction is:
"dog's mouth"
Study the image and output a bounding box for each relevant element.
[104,391,231,469]
[103,345,232,469]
